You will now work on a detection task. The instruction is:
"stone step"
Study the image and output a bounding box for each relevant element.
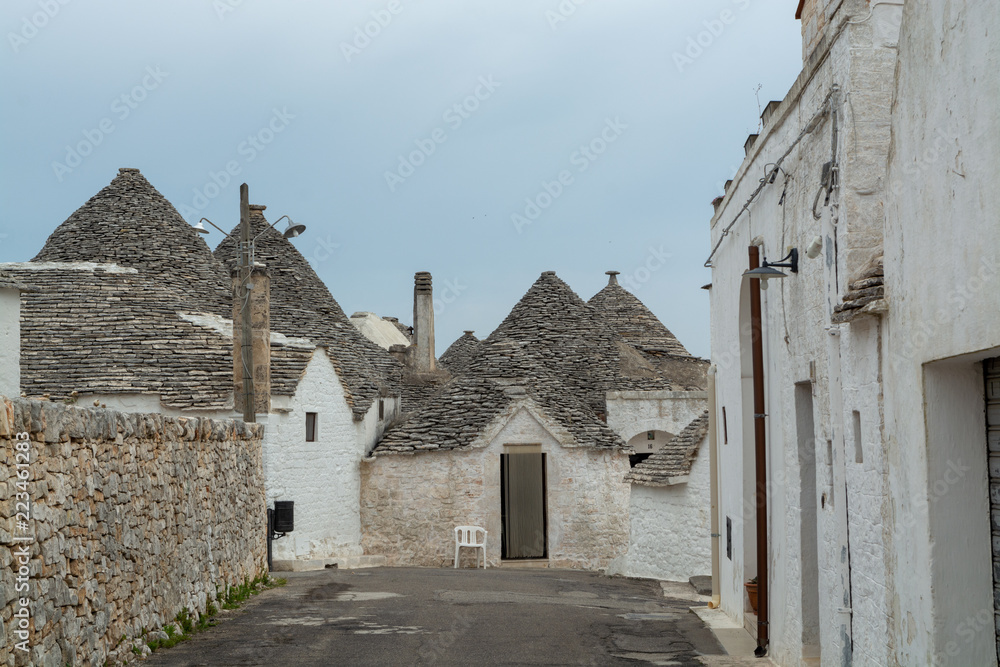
[337,555,387,570]
[500,559,549,569]
[271,554,387,572]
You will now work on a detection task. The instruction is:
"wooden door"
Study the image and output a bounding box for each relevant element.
[501,453,547,559]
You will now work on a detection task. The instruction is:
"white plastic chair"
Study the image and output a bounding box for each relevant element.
[454,526,487,569]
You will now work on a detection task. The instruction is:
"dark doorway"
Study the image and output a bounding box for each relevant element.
[501,452,547,559]
[985,357,1000,661]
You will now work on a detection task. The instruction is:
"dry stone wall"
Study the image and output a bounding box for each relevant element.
[0,397,266,667]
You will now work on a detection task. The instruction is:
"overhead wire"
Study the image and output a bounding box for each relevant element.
[704,86,840,268]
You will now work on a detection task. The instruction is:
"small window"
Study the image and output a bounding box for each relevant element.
[379,399,385,420]
[646,431,655,440]
[722,407,728,444]
[852,410,863,464]
[305,412,318,442]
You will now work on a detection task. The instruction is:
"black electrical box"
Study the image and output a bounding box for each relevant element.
[273,501,294,533]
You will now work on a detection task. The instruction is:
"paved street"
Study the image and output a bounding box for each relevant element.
[144,568,757,666]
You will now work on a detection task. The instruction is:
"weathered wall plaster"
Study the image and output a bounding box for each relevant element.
[607,391,707,443]
[0,290,18,399]
[264,349,363,563]
[708,1,902,664]
[613,439,712,582]
[884,2,1000,664]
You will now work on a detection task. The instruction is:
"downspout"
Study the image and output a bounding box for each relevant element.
[822,85,853,663]
[749,245,770,655]
[708,365,721,609]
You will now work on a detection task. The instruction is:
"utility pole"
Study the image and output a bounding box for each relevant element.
[239,183,255,423]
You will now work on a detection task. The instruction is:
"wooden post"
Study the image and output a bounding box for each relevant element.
[239,183,255,423]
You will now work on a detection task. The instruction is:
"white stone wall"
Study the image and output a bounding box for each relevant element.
[361,401,631,570]
[264,349,364,562]
[707,3,902,664]
[883,2,1000,664]
[613,438,711,582]
[0,290,19,398]
[606,391,707,443]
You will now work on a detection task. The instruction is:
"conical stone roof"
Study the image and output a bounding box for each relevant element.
[468,271,671,410]
[377,271,680,453]
[588,273,690,356]
[33,168,231,317]
[438,331,481,374]
[213,207,401,419]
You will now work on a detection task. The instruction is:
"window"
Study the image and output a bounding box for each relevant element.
[379,399,385,420]
[305,412,318,442]
[852,410,863,464]
[722,407,728,444]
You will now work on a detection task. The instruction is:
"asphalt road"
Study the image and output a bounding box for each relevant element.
[144,567,745,666]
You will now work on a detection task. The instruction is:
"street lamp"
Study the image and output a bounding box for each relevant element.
[191,184,306,423]
[743,248,798,290]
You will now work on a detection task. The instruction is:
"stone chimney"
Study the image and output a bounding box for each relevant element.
[412,271,435,371]
[0,276,25,398]
[606,270,620,286]
[232,264,271,417]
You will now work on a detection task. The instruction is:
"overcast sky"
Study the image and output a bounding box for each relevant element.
[0,0,804,358]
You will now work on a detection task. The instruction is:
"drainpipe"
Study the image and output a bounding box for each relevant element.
[707,364,721,609]
[749,245,769,655]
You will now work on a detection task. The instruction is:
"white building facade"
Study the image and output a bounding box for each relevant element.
[706,1,1000,665]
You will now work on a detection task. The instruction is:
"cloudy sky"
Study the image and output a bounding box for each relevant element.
[0,0,803,358]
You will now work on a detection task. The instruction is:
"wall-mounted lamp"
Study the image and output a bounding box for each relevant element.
[743,248,798,290]
[193,221,210,235]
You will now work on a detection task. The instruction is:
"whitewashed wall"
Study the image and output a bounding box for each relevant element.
[265,349,364,563]
[883,2,1000,664]
[607,390,706,443]
[707,1,901,664]
[0,288,20,397]
[612,439,711,582]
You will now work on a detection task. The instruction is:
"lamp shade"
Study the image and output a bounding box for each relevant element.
[192,221,210,235]
[282,219,306,238]
[743,265,788,280]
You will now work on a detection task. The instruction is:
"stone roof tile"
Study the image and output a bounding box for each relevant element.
[377,376,625,453]
[378,271,690,453]
[438,331,480,374]
[588,273,691,356]
[32,168,231,317]
[7,264,315,409]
